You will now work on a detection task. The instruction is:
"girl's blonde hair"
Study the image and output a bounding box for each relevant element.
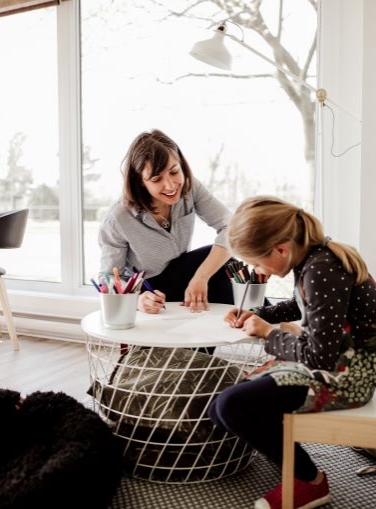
[228,195,369,284]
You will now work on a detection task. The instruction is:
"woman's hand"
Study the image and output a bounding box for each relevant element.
[183,276,209,312]
[138,290,166,314]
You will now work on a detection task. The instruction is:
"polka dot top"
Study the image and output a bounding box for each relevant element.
[256,245,376,371]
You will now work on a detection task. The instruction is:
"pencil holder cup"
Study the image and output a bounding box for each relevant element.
[231,281,267,309]
[100,292,139,330]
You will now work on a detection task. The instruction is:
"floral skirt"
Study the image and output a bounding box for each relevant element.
[247,347,376,413]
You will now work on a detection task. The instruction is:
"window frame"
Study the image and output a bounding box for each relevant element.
[5,0,87,297]
[0,0,68,17]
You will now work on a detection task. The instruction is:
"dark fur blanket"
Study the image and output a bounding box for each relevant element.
[0,389,124,509]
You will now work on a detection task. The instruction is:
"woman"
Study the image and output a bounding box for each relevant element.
[98,129,234,313]
[208,195,376,509]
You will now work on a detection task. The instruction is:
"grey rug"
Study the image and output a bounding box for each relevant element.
[108,444,376,508]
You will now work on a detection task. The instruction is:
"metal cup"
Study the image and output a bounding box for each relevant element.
[231,281,267,309]
[100,292,139,329]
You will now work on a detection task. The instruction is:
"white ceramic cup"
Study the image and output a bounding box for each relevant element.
[231,281,267,309]
[100,292,139,329]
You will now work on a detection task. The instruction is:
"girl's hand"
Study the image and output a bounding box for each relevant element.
[138,290,166,314]
[242,314,275,339]
[224,309,254,328]
[279,321,303,335]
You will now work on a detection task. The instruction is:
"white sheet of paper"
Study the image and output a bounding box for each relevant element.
[166,313,250,343]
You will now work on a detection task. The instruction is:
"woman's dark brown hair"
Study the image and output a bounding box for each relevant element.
[121,129,193,211]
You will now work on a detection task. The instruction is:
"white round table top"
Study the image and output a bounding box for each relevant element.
[81,302,251,348]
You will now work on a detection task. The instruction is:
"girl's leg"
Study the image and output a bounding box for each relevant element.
[208,375,318,481]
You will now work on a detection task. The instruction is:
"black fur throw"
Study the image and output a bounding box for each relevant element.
[0,389,124,509]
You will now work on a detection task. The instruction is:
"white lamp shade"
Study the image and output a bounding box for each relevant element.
[189,30,232,71]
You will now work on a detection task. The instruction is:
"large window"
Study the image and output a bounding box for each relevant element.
[1,0,317,301]
[81,0,317,297]
[0,7,61,282]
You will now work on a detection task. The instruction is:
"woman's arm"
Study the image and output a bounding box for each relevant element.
[184,245,232,308]
[178,179,233,309]
[98,209,130,275]
[191,177,232,250]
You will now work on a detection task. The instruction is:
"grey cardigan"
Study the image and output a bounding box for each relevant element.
[98,177,232,277]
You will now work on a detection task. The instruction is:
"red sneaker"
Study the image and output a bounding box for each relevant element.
[254,473,331,509]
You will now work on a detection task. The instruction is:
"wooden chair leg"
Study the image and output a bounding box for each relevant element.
[282,413,295,509]
[0,276,20,350]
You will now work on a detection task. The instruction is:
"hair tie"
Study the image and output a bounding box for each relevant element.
[322,236,331,246]
[296,208,304,217]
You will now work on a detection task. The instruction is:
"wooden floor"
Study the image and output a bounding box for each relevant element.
[0,335,91,402]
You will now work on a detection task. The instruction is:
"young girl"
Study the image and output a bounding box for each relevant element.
[208,195,376,509]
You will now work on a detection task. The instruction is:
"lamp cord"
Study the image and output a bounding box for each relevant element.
[324,104,362,157]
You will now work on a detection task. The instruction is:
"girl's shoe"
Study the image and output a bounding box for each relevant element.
[254,472,331,509]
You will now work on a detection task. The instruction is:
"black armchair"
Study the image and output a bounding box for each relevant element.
[0,208,29,350]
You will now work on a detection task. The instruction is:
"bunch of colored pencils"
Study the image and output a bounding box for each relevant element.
[225,260,269,284]
[91,267,145,294]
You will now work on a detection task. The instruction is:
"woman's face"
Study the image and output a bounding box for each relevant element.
[141,151,185,208]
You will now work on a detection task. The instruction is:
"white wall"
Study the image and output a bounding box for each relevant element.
[320,0,376,276]
[359,0,376,277]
